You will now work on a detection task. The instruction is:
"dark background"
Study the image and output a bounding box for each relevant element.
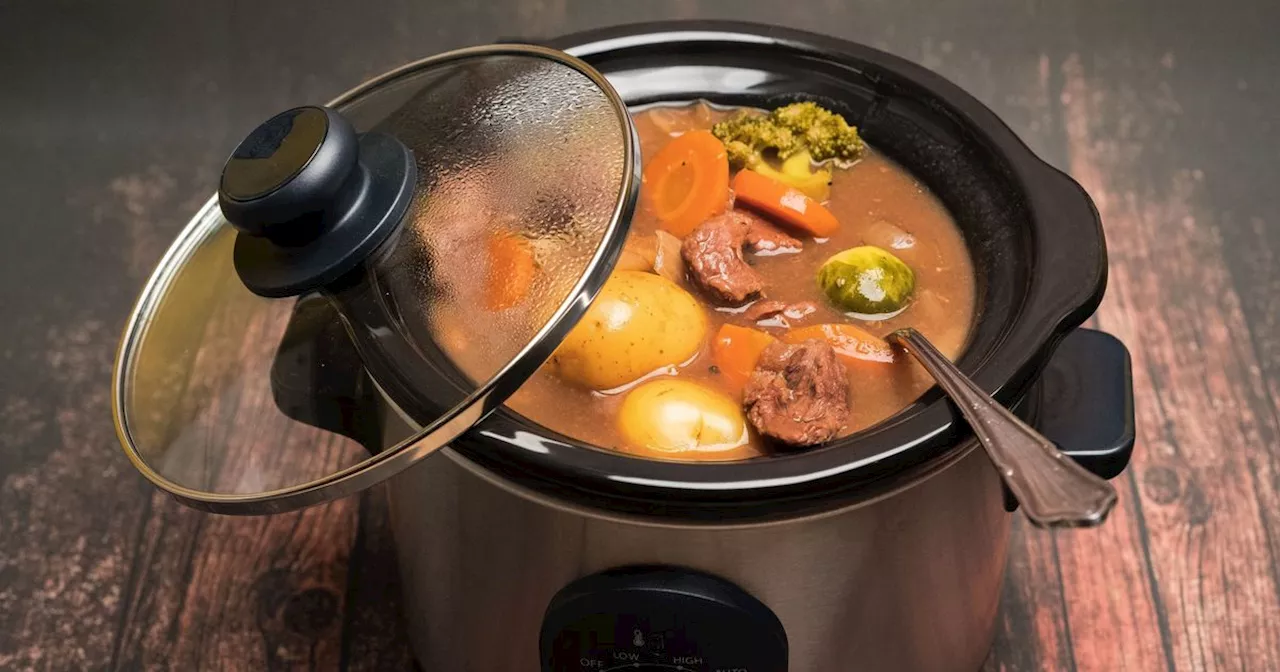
[2,1,1279,669]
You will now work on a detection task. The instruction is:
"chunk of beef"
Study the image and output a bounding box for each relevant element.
[743,340,850,446]
[743,299,819,327]
[681,209,804,305]
[681,212,763,304]
[743,299,787,322]
[741,212,803,255]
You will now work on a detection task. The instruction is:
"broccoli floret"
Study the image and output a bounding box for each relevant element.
[721,139,758,169]
[711,113,797,165]
[710,102,862,201]
[769,102,864,162]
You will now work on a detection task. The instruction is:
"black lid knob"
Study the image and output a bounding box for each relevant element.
[219,106,416,298]
[219,106,359,243]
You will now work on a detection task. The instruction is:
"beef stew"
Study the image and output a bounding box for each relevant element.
[437,102,975,461]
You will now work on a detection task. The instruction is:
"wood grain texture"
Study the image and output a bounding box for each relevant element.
[2,0,1278,670]
[1060,51,1280,669]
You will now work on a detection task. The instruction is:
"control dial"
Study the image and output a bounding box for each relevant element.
[540,567,787,672]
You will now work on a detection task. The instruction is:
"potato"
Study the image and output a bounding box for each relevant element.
[618,379,748,453]
[551,271,708,390]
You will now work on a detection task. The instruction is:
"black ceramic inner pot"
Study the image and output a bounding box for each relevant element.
[281,22,1132,518]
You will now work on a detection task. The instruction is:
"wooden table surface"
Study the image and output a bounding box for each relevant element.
[2,1,1279,670]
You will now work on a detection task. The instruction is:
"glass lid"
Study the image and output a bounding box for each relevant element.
[112,45,639,514]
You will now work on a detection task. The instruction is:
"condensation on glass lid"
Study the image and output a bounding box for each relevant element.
[369,54,631,386]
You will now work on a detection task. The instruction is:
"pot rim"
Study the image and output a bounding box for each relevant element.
[434,437,986,530]
[400,20,1108,519]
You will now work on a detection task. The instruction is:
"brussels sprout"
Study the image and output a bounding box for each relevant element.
[817,246,916,316]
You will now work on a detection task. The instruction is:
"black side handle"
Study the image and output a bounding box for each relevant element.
[1004,328,1135,511]
[270,292,385,454]
[1039,328,1135,479]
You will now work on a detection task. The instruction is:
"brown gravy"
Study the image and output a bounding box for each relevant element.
[450,103,975,461]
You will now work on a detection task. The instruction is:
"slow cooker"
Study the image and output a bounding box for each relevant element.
[113,22,1136,671]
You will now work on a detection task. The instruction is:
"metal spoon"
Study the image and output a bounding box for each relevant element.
[887,327,1117,528]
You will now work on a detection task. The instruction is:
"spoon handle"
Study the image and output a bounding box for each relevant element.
[889,328,1118,529]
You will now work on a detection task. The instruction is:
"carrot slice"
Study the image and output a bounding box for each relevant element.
[782,323,894,367]
[483,234,536,311]
[732,169,840,237]
[642,130,730,237]
[712,324,778,392]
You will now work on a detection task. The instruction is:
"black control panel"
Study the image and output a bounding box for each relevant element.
[540,567,787,672]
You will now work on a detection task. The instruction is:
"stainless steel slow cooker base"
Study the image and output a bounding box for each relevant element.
[388,438,1009,671]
